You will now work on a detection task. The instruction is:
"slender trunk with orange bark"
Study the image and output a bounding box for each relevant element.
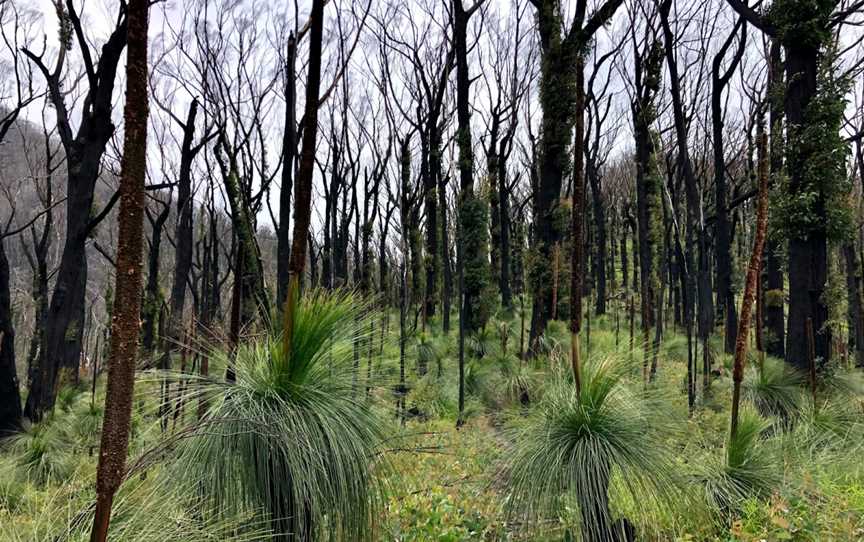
[89,0,149,538]
[730,117,769,439]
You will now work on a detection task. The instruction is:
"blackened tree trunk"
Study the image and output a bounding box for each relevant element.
[570,56,586,390]
[283,0,325,356]
[712,20,746,354]
[423,65,450,319]
[632,40,664,374]
[165,99,204,365]
[453,0,490,336]
[498,129,516,310]
[0,238,22,436]
[784,44,829,371]
[488,116,503,304]
[362,144,389,293]
[22,121,58,390]
[89,0,149,536]
[843,241,864,367]
[23,1,129,422]
[725,0,842,371]
[620,216,629,294]
[440,175,453,332]
[142,200,170,353]
[587,156,607,316]
[216,145,270,329]
[277,33,297,308]
[764,39,785,359]
[528,0,625,356]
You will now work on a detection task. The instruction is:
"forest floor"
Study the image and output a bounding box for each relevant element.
[2,308,864,541]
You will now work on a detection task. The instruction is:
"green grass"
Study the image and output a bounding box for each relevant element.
[1,296,863,540]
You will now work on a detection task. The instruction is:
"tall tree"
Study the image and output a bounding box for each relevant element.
[712,19,747,354]
[630,21,664,379]
[763,39,786,359]
[725,0,857,370]
[0,1,38,434]
[453,0,490,336]
[23,0,129,420]
[283,0,325,355]
[527,0,625,356]
[0,223,22,436]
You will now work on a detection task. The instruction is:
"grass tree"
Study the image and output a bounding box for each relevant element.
[172,291,389,541]
[504,355,679,541]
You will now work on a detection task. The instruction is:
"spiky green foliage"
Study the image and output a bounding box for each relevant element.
[171,290,389,541]
[498,356,533,407]
[742,357,804,421]
[415,333,442,376]
[504,355,680,539]
[467,327,492,359]
[0,476,271,542]
[816,365,864,401]
[698,410,780,519]
[786,397,864,457]
[3,420,75,485]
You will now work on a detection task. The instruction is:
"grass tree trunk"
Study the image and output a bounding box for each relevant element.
[730,119,769,438]
[90,0,149,536]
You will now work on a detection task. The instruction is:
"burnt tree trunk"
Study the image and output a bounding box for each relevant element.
[277,33,297,308]
[142,200,170,353]
[843,241,864,367]
[764,39,785,359]
[24,3,129,421]
[283,0,325,356]
[784,44,829,371]
[712,21,746,354]
[0,238,22,436]
[165,98,204,365]
[587,158,607,316]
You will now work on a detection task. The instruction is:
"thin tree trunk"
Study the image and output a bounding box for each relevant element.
[283,0,325,355]
[90,0,149,536]
[277,34,297,308]
[570,56,586,393]
[730,118,770,439]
